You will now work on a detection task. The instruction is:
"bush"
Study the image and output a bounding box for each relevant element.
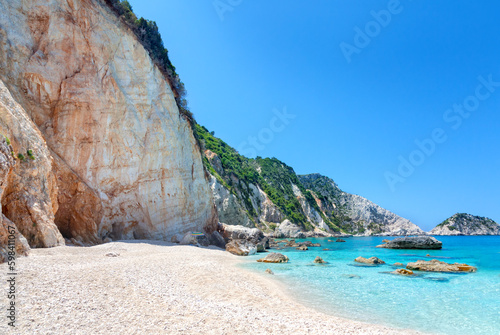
[17,153,25,161]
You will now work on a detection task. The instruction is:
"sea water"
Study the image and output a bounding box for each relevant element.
[241,236,500,335]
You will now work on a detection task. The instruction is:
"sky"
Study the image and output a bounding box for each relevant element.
[128,0,500,231]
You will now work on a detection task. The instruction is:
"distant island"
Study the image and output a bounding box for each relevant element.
[430,213,500,235]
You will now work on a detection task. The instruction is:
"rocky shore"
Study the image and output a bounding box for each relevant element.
[0,242,421,335]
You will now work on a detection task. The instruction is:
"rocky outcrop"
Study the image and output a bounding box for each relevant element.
[226,239,257,256]
[273,219,305,238]
[298,174,424,236]
[430,213,500,235]
[406,259,477,273]
[354,256,385,265]
[377,236,442,249]
[0,79,64,248]
[0,137,30,262]
[257,252,289,263]
[0,0,217,243]
[210,175,253,227]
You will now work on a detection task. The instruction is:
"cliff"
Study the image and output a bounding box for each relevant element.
[0,0,217,248]
[298,174,424,236]
[430,213,500,235]
[196,125,422,237]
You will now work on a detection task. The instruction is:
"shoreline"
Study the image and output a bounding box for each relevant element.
[0,241,424,334]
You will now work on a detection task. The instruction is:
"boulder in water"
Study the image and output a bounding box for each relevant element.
[226,239,257,256]
[355,256,385,265]
[406,259,477,273]
[376,236,442,249]
[313,256,327,264]
[257,252,289,263]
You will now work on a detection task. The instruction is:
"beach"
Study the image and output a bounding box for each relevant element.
[0,241,421,335]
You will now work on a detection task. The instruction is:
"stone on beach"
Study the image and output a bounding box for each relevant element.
[376,236,442,249]
[355,256,385,265]
[257,252,289,263]
[406,259,477,273]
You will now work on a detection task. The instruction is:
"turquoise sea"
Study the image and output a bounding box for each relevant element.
[241,236,500,335]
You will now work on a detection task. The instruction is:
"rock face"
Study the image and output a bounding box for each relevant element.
[0,137,30,262]
[0,80,64,248]
[430,213,500,235]
[376,236,442,249]
[298,174,424,236]
[354,256,385,265]
[406,259,477,273]
[0,0,217,244]
[257,252,289,263]
[273,220,305,238]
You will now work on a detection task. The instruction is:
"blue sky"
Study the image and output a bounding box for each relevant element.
[128,0,500,231]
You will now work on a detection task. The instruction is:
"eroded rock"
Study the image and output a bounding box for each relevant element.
[406,259,477,273]
[355,256,385,265]
[226,239,257,256]
[376,236,442,250]
[257,252,289,263]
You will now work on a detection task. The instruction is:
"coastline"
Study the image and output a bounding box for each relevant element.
[0,241,425,334]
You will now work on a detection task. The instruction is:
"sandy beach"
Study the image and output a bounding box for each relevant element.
[0,241,422,335]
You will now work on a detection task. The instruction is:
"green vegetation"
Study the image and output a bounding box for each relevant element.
[195,125,338,231]
[17,153,25,161]
[104,0,192,124]
[5,137,10,146]
[27,149,35,160]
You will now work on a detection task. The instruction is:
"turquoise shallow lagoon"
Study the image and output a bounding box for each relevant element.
[241,236,500,335]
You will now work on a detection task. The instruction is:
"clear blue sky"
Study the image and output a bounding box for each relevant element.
[128,0,500,231]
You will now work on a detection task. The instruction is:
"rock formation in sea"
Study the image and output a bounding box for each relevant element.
[0,0,217,251]
[376,236,443,249]
[406,259,477,273]
[429,213,500,235]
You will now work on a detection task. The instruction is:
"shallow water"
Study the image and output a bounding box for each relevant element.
[241,236,500,335]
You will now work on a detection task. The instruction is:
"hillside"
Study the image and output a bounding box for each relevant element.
[430,213,500,235]
[196,125,423,236]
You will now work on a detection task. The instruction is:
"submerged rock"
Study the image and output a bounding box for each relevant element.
[265,268,274,275]
[313,256,327,264]
[392,268,414,276]
[382,239,390,243]
[336,239,346,242]
[257,252,289,263]
[376,236,442,249]
[406,259,477,273]
[393,262,405,267]
[226,239,257,256]
[355,256,385,265]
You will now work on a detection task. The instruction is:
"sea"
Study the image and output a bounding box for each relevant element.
[241,236,500,335]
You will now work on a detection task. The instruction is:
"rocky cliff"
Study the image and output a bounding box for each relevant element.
[196,125,422,237]
[430,213,500,235]
[298,174,424,236]
[0,0,217,248]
